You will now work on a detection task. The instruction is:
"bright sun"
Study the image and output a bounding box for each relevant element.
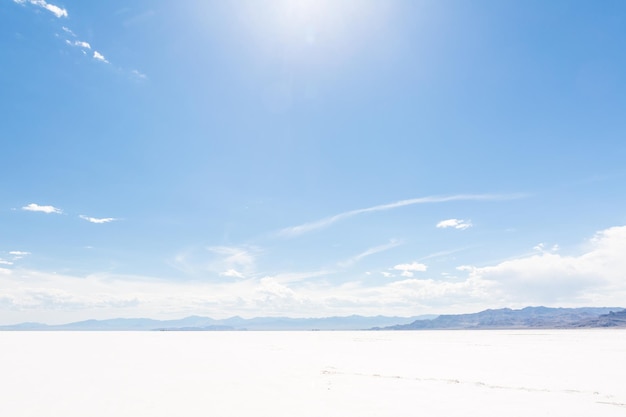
[250,0,385,47]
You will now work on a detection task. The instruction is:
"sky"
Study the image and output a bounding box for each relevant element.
[1,0,626,324]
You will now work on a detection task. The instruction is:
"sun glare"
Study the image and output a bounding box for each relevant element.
[246,0,386,48]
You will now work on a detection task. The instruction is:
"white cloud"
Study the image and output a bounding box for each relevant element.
[436,219,472,230]
[61,26,75,36]
[533,243,560,253]
[278,193,522,237]
[93,51,109,63]
[2,225,626,324]
[0,260,13,266]
[14,0,68,18]
[21,203,62,214]
[393,262,428,277]
[79,215,117,224]
[35,0,67,18]
[461,225,626,305]
[221,269,245,279]
[257,277,299,304]
[132,69,147,79]
[8,251,30,261]
[66,40,91,49]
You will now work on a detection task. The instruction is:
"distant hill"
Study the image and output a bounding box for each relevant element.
[378,307,626,330]
[0,314,434,331]
[572,309,626,328]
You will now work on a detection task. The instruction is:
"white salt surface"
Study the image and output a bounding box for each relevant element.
[1,330,625,416]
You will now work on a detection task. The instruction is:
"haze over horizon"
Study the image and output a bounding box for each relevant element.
[2,0,626,325]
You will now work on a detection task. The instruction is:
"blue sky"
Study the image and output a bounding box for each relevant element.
[1,0,626,324]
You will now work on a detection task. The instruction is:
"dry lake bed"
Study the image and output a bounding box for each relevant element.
[1,330,625,416]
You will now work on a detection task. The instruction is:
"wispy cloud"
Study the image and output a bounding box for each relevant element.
[9,251,31,260]
[79,215,117,224]
[436,218,472,230]
[66,40,91,49]
[278,194,524,237]
[0,250,31,266]
[532,242,560,253]
[13,0,68,18]
[207,246,257,270]
[61,26,75,36]
[15,1,147,78]
[21,203,62,214]
[93,51,109,63]
[169,245,261,278]
[131,69,147,80]
[339,240,402,267]
[393,262,428,277]
[220,269,245,279]
[265,269,333,284]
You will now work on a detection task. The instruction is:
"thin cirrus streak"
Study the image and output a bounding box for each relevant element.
[277,193,527,238]
[338,240,403,268]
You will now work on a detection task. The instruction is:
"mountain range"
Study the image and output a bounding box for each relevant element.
[378,306,626,330]
[2,307,625,331]
[0,314,434,331]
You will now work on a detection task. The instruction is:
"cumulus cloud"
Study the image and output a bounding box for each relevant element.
[79,215,117,224]
[436,219,472,230]
[257,277,299,305]
[93,51,109,63]
[461,225,626,305]
[21,203,62,214]
[13,0,68,18]
[278,193,524,237]
[393,262,428,277]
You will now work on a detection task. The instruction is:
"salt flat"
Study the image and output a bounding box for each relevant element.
[0,330,624,416]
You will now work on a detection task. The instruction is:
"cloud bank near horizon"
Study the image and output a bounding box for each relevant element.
[1,224,624,324]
